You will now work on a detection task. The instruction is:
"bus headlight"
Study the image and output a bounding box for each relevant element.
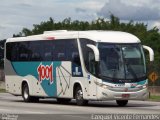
[142,84,148,89]
[94,81,112,89]
[102,84,111,89]
[136,84,148,89]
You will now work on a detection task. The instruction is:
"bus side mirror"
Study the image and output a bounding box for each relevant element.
[143,45,154,62]
[87,44,100,62]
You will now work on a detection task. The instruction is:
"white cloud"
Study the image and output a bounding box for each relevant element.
[75,0,106,11]
[72,0,107,21]
[0,0,77,39]
[98,0,160,21]
[0,0,107,39]
[149,21,160,30]
[0,0,160,39]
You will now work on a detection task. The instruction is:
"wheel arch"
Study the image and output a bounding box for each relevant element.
[21,79,31,95]
[73,82,83,99]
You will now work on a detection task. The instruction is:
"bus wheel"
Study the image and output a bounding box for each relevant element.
[22,83,39,102]
[116,100,128,106]
[75,86,88,106]
[22,83,31,102]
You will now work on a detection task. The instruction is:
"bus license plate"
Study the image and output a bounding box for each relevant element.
[122,94,130,98]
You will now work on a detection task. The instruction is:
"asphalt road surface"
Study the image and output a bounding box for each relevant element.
[0,93,160,120]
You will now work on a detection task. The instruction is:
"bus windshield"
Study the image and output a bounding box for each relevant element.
[98,43,146,81]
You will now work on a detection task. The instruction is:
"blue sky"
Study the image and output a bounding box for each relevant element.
[0,0,160,39]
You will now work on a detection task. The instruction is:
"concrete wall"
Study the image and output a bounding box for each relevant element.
[149,86,160,96]
[0,69,5,89]
[0,81,5,89]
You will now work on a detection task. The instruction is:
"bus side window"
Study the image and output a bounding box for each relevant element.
[29,41,43,61]
[53,40,66,61]
[31,53,41,61]
[67,40,81,66]
[72,52,81,66]
[88,51,96,75]
[19,53,28,61]
[58,53,65,60]
[6,43,12,61]
[80,38,96,75]
[44,52,52,61]
[18,42,30,61]
[43,41,54,61]
[7,42,19,61]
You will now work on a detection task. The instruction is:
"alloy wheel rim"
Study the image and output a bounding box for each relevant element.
[77,89,83,100]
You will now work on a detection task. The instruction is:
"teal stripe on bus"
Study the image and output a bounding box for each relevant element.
[11,61,61,97]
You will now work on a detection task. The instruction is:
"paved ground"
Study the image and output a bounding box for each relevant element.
[0,93,160,120]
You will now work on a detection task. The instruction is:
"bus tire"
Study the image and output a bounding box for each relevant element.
[22,83,31,102]
[116,100,128,106]
[22,83,39,102]
[75,86,88,106]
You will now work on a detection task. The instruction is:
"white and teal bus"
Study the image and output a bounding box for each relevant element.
[5,30,154,106]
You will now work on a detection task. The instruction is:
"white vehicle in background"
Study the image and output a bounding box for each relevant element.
[5,30,154,106]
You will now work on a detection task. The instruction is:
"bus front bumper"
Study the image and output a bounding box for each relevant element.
[97,87,149,101]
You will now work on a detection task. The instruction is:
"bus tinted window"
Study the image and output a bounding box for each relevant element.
[68,40,81,66]
[29,41,43,61]
[6,39,80,63]
[19,42,30,61]
[80,39,95,74]
[6,43,12,60]
[43,41,54,61]
[6,42,19,61]
[54,40,66,61]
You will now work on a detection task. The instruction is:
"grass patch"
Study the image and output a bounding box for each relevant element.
[0,88,6,93]
[149,95,160,101]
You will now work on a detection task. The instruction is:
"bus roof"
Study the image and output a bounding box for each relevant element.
[6,30,141,43]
